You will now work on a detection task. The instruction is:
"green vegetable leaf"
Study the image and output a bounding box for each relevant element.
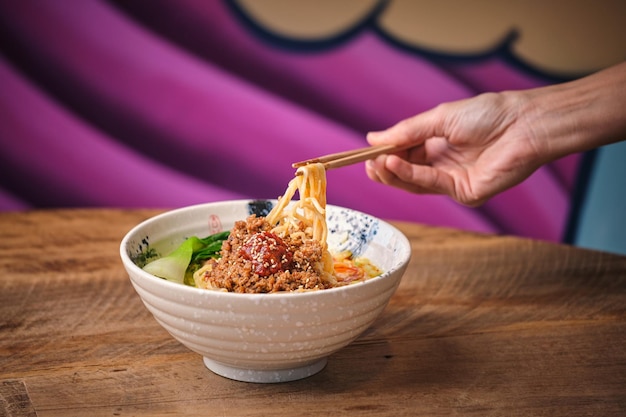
[142,237,204,284]
[142,231,229,285]
[199,231,230,245]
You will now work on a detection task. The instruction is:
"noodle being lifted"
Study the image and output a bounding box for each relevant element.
[194,163,380,293]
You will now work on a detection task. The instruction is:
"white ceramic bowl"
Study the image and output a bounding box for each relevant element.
[120,200,411,383]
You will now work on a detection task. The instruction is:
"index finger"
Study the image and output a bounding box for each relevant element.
[366,105,446,149]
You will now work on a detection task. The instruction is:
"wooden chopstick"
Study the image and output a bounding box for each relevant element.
[292,143,411,170]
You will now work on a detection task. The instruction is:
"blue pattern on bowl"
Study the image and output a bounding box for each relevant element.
[247,200,274,217]
[327,208,379,257]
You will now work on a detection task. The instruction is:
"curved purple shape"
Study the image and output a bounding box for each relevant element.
[0,57,242,208]
[0,0,582,241]
[0,186,29,211]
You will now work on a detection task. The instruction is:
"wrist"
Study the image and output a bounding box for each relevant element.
[518,63,626,162]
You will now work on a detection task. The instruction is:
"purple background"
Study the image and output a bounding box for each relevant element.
[0,0,582,242]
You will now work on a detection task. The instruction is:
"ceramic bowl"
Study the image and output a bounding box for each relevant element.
[120,200,411,383]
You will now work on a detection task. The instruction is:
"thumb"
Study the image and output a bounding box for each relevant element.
[366,107,443,148]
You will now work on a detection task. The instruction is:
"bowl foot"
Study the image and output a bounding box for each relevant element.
[203,357,327,383]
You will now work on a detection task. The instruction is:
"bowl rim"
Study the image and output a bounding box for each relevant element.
[119,200,411,300]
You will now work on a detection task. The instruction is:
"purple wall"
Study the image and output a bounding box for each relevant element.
[0,0,582,241]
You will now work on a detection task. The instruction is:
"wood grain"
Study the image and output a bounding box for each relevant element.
[1,209,625,416]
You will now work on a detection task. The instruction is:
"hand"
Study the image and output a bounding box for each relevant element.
[365,91,547,207]
[365,62,626,207]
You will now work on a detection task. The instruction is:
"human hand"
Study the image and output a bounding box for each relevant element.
[365,91,546,207]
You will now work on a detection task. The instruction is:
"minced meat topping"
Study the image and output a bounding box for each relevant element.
[198,215,332,293]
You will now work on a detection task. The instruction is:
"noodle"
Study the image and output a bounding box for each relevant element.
[266,163,327,242]
[265,163,334,283]
[193,163,380,293]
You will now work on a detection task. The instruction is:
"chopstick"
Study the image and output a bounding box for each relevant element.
[292,143,411,170]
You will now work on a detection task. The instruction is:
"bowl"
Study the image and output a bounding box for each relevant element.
[120,200,411,383]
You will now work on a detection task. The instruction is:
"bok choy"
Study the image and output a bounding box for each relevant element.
[142,231,229,285]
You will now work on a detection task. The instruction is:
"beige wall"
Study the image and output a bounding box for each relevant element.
[238,0,626,75]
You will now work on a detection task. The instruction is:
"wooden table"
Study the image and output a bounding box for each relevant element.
[1,209,625,416]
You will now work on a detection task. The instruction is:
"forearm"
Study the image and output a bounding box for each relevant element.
[516,62,626,163]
